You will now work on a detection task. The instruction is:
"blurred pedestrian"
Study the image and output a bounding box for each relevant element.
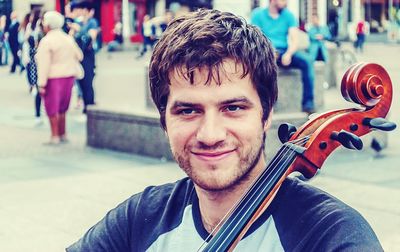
[0,15,9,66]
[36,11,83,144]
[328,10,339,40]
[8,11,22,73]
[70,1,98,114]
[251,0,316,114]
[107,21,123,52]
[355,19,367,53]
[307,14,331,62]
[18,13,32,74]
[22,10,44,125]
[87,8,101,53]
[137,15,155,58]
[159,11,174,33]
[63,3,76,34]
[62,2,83,110]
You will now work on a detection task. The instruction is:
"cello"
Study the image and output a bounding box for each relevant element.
[198,62,396,251]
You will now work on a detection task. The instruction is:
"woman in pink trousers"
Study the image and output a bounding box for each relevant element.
[36,11,83,144]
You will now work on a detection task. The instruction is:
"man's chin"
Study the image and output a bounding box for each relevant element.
[277,7,285,14]
[190,168,247,193]
[193,178,235,192]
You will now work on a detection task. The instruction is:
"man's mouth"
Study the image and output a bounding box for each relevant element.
[191,149,236,161]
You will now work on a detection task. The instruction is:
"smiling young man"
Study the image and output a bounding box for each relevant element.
[67,9,382,252]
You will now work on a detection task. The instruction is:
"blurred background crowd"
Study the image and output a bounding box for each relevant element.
[0,0,399,142]
[0,1,399,251]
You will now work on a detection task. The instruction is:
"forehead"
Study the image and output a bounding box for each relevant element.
[275,0,288,5]
[167,60,259,104]
[73,8,87,12]
[170,59,242,85]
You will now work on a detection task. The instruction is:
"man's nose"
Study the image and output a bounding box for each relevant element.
[196,112,226,146]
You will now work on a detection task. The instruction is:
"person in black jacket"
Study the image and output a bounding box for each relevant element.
[0,15,7,66]
[8,11,22,73]
[67,9,383,252]
[69,2,98,114]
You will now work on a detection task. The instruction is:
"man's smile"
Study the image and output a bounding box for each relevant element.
[190,149,236,162]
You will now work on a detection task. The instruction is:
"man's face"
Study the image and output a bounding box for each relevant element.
[73,8,89,20]
[312,15,319,26]
[271,0,288,12]
[165,60,268,192]
[65,5,73,18]
[10,11,17,20]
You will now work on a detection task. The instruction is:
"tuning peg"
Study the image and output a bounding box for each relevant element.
[363,117,397,131]
[278,123,297,143]
[330,130,363,150]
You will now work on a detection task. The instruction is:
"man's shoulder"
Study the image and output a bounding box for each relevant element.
[38,34,52,47]
[10,22,19,32]
[280,9,296,21]
[40,31,64,45]
[128,177,192,206]
[251,7,267,18]
[278,177,359,217]
[86,18,99,30]
[67,178,195,252]
[271,177,382,251]
[115,177,195,226]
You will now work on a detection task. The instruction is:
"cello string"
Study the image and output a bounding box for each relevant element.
[199,135,310,250]
[215,135,309,224]
[197,138,300,251]
[212,134,312,249]
[200,135,310,246]
[199,142,309,251]
[210,142,303,250]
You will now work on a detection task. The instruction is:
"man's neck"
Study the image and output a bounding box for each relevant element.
[195,159,266,233]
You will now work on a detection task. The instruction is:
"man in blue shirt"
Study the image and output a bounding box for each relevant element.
[307,14,332,62]
[251,0,316,113]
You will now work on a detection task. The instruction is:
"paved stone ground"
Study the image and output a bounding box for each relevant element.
[0,43,399,251]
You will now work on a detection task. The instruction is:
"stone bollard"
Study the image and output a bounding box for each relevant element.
[314,62,326,109]
[274,65,325,113]
[326,42,338,89]
[87,108,174,160]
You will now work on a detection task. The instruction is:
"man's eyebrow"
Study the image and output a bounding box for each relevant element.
[170,97,254,110]
[170,101,199,109]
[219,97,254,106]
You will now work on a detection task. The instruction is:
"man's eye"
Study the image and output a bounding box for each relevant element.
[179,109,198,115]
[225,105,242,112]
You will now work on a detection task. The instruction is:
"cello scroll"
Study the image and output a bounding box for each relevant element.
[287,62,396,178]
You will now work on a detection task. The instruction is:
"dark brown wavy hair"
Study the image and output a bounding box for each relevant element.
[149,9,277,130]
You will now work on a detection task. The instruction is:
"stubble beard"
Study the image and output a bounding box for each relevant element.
[174,133,266,193]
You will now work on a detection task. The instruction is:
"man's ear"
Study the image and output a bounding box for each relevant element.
[264,109,273,131]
